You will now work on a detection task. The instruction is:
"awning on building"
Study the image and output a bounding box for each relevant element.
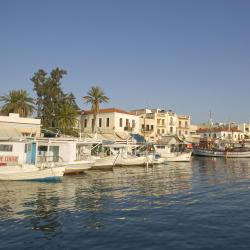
[0,125,22,139]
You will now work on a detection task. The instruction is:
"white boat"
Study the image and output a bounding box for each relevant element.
[0,140,65,181]
[64,160,93,174]
[36,138,98,174]
[91,155,118,170]
[154,144,192,162]
[116,154,154,166]
[0,164,65,181]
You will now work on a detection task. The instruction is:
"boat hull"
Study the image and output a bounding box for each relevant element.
[64,161,93,174]
[0,165,65,181]
[161,152,192,162]
[193,148,250,158]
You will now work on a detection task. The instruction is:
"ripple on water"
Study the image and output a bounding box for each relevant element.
[1,159,250,249]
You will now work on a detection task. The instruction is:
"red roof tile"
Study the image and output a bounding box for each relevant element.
[81,108,134,116]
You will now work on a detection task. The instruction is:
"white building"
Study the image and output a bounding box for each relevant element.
[196,127,244,141]
[131,108,191,141]
[238,123,250,139]
[0,113,41,138]
[80,108,140,134]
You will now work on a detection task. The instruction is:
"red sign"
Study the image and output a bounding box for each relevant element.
[0,156,19,163]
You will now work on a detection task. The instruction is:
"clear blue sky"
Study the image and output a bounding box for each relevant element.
[0,0,250,123]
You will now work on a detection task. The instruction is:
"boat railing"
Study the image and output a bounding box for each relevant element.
[37,155,64,163]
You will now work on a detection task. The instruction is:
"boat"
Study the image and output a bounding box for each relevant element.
[36,138,97,174]
[91,155,118,170]
[0,164,65,181]
[153,144,192,162]
[0,139,65,181]
[193,139,250,158]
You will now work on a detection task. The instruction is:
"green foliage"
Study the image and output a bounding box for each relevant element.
[0,89,35,117]
[83,86,109,132]
[31,68,80,136]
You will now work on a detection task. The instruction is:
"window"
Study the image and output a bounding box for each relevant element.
[126,119,129,127]
[170,127,173,133]
[132,120,135,128]
[99,118,102,127]
[185,130,188,135]
[151,125,154,130]
[185,121,188,127]
[157,129,160,134]
[92,119,95,128]
[106,118,110,127]
[169,117,173,125]
[0,145,13,152]
[84,119,87,128]
[179,130,181,136]
[179,121,182,127]
[119,118,123,127]
[162,129,165,134]
[142,124,145,130]
[157,119,160,125]
[162,119,165,125]
[146,125,150,131]
[25,144,32,153]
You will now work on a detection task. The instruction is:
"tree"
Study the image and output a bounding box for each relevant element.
[83,86,109,133]
[31,68,80,135]
[56,98,79,136]
[0,89,35,117]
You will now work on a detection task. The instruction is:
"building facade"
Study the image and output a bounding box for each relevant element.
[0,113,41,138]
[131,108,191,141]
[80,108,140,134]
[196,127,244,141]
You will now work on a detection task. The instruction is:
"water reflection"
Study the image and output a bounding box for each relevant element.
[1,158,250,248]
[193,157,250,186]
[0,164,192,230]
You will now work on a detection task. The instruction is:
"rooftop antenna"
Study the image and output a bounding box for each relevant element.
[209,111,213,127]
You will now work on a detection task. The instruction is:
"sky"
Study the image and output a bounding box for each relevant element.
[0,0,250,124]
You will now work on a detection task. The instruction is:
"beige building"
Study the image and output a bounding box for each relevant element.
[80,108,140,134]
[131,108,191,141]
[0,113,41,138]
[177,115,191,138]
[238,123,250,139]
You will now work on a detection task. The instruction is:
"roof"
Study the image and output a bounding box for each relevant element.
[81,108,134,116]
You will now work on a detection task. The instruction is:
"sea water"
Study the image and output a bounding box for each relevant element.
[1,157,250,249]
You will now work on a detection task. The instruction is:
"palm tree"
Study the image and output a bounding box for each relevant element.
[56,102,79,135]
[83,86,109,133]
[0,90,35,117]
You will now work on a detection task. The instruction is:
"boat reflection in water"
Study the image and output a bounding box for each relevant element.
[2,158,250,249]
[0,164,192,221]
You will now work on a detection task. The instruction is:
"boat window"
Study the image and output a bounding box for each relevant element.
[38,145,48,152]
[0,144,13,152]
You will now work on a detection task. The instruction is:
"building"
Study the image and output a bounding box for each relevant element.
[0,113,41,138]
[238,123,250,139]
[80,108,140,135]
[196,127,244,141]
[177,115,191,138]
[131,108,191,141]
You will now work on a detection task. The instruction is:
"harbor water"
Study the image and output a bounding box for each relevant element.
[1,157,250,249]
